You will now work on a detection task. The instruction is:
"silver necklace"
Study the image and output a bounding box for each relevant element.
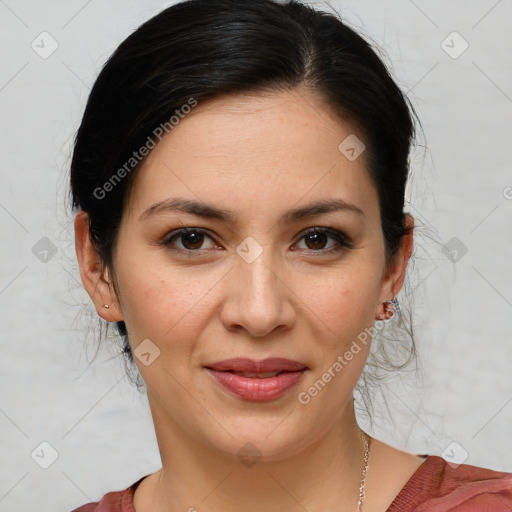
[356,430,371,511]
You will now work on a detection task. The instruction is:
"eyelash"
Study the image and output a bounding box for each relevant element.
[161,227,354,256]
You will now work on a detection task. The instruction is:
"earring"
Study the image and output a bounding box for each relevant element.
[103,304,110,309]
[382,296,400,321]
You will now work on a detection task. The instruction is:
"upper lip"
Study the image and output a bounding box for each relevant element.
[205,358,307,373]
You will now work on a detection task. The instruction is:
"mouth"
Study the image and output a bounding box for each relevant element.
[204,358,308,401]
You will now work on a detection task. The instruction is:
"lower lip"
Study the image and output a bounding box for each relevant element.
[206,368,307,402]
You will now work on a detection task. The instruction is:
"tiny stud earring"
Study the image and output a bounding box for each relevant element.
[103,304,109,309]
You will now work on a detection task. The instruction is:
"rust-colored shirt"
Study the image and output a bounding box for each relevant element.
[71,455,512,511]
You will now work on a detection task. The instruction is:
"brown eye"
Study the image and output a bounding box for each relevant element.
[180,231,205,250]
[295,227,354,254]
[304,231,329,250]
[163,228,217,253]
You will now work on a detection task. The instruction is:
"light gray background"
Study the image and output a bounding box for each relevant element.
[1,0,511,510]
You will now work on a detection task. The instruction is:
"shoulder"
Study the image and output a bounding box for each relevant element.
[388,455,512,511]
[69,475,147,512]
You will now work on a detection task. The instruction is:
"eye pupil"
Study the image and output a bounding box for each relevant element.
[305,232,327,250]
[182,231,203,250]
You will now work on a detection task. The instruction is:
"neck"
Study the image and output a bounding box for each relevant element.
[137,391,369,512]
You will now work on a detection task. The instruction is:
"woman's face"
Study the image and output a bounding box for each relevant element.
[92,89,410,460]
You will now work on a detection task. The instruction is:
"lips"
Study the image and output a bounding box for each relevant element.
[204,358,308,401]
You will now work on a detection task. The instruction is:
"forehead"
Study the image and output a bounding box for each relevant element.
[124,88,379,225]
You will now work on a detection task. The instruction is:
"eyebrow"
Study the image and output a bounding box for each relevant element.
[139,197,365,223]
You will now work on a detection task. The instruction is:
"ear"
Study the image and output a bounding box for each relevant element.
[376,214,414,319]
[74,210,124,322]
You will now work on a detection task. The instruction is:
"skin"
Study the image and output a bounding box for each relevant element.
[75,88,423,512]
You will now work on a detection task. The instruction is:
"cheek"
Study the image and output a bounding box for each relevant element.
[117,273,208,395]
[295,270,381,403]
[296,262,382,340]
[120,274,201,339]
[115,254,228,360]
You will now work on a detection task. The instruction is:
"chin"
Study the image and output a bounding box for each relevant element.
[203,416,317,464]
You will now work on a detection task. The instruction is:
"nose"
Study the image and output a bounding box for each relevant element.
[219,246,295,338]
